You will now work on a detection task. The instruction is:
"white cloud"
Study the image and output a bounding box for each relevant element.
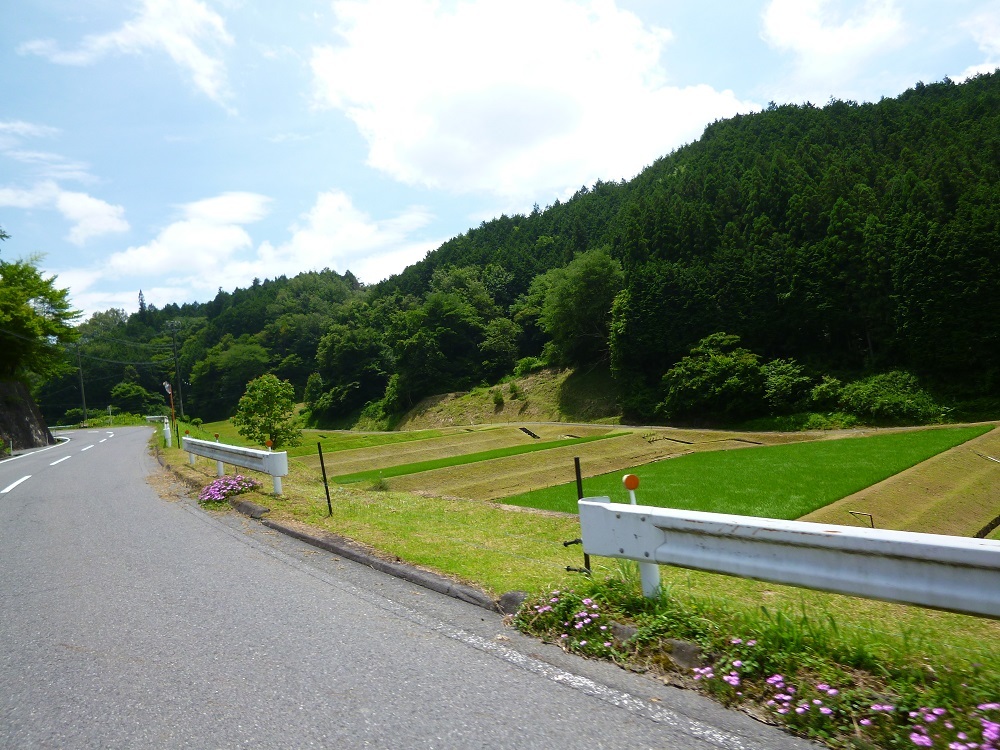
[956,3,1000,80]
[4,150,94,182]
[311,0,755,202]
[19,0,234,108]
[105,192,270,278]
[761,0,906,101]
[84,189,435,309]
[251,190,437,285]
[0,121,60,139]
[0,181,128,244]
[56,191,130,245]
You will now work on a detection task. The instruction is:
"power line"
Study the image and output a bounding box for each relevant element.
[74,351,168,367]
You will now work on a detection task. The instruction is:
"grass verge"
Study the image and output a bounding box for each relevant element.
[516,565,1000,749]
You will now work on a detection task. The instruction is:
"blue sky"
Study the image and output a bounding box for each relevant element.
[2,0,998,319]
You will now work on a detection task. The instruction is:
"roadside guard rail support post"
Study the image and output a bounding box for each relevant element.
[577,497,1000,620]
[145,415,171,448]
[182,437,289,495]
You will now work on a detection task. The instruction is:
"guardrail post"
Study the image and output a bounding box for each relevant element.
[186,431,195,466]
[214,434,224,477]
[623,474,661,598]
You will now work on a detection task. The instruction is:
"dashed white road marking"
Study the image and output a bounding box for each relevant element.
[1,476,31,494]
[50,456,71,466]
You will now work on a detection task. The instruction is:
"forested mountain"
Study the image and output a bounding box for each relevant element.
[25,71,1000,427]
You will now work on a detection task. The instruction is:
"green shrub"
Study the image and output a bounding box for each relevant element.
[63,407,87,424]
[514,356,546,377]
[303,372,324,409]
[658,333,766,421]
[762,358,812,413]
[809,375,843,410]
[838,370,940,424]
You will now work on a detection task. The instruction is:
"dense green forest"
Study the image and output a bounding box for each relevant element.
[11,72,1000,429]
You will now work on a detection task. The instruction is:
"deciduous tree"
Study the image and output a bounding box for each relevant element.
[231,374,301,449]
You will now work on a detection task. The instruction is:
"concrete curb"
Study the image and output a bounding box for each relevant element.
[155,447,501,613]
[230,498,270,519]
[260,517,499,612]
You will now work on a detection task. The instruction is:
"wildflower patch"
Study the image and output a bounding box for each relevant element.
[198,474,262,503]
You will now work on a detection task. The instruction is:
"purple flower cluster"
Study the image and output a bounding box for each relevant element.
[524,590,614,656]
[900,704,999,749]
[198,474,261,502]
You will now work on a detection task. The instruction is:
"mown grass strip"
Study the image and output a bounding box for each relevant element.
[502,425,993,518]
[333,432,627,484]
[284,428,450,457]
[184,421,456,457]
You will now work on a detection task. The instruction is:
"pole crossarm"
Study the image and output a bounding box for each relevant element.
[578,498,1000,619]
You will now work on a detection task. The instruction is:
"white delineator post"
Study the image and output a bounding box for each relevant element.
[623,474,662,598]
[265,440,281,495]
[215,434,224,477]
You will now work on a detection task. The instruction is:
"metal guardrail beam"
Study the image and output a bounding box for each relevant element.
[578,498,1000,619]
[182,437,288,494]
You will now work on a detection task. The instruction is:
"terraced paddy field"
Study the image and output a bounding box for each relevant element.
[334,426,823,499]
[800,423,1000,535]
[293,423,616,478]
[192,417,998,535]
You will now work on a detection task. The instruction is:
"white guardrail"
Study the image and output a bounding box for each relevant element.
[578,496,1000,619]
[182,437,288,495]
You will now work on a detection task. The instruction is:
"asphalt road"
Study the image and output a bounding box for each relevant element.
[0,427,816,749]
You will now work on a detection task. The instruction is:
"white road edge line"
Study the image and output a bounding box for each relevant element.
[1,476,31,494]
[184,505,769,750]
[0,438,68,463]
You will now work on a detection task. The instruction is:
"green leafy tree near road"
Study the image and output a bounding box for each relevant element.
[231,374,302,449]
[110,381,165,415]
[0,228,80,382]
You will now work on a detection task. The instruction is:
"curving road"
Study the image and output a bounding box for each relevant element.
[0,427,815,749]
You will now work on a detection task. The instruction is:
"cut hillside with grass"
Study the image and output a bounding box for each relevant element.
[501,425,993,520]
[397,366,621,430]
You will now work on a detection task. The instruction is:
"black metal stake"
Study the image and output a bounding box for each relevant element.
[318,442,333,516]
[574,457,591,574]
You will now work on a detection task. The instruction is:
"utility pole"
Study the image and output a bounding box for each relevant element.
[167,321,185,419]
[76,344,88,425]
